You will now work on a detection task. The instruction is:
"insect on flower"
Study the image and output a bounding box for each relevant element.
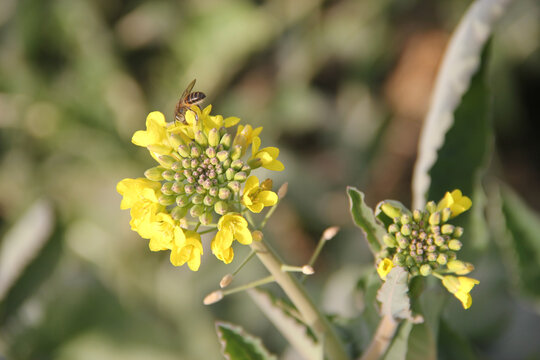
[174,79,206,124]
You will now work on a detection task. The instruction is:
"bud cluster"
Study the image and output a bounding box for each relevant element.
[144,127,251,226]
[380,201,465,277]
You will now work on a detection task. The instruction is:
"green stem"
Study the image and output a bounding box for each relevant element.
[250,239,349,360]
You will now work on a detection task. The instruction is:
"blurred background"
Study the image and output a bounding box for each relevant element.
[0,0,539,359]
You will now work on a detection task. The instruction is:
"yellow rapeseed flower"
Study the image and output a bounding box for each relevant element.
[234,124,263,155]
[441,275,479,309]
[132,112,175,157]
[251,137,284,171]
[241,176,278,213]
[170,230,203,271]
[211,213,253,264]
[437,189,472,218]
[377,258,394,280]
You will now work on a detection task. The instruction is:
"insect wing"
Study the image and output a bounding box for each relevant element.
[181,79,197,98]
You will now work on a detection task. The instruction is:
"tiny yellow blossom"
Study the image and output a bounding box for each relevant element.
[132,112,175,157]
[377,258,394,280]
[441,276,479,309]
[437,190,472,218]
[242,176,278,213]
[211,213,253,264]
[147,212,178,251]
[234,124,263,154]
[251,137,284,171]
[170,230,203,271]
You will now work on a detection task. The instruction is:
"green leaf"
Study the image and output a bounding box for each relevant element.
[377,267,421,323]
[347,187,386,253]
[424,43,492,206]
[247,289,322,360]
[500,185,540,297]
[406,321,436,360]
[216,321,277,360]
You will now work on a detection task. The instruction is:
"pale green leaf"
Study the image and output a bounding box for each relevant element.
[347,187,386,253]
[377,267,421,323]
[215,321,277,360]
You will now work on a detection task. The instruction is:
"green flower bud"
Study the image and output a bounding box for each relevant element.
[230,145,242,160]
[178,145,190,157]
[234,171,247,182]
[425,201,437,214]
[184,184,195,194]
[161,182,175,195]
[434,235,445,247]
[436,254,448,265]
[393,253,405,265]
[176,195,191,207]
[405,256,415,267]
[388,224,399,234]
[401,224,412,236]
[190,146,201,158]
[441,207,452,223]
[429,212,441,225]
[196,185,206,194]
[220,133,232,149]
[225,168,235,181]
[190,204,204,217]
[381,203,402,219]
[448,239,462,251]
[231,159,244,170]
[209,186,218,197]
[205,147,216,158]
[191,194,204,205]
[144,166,165,181]
[218,187,231,200]
[420,264,432,276]
[410,266,420,276]
[217,174,226,184]
[426,253,437,262]
[171,206,188,220]
[159,155,177,169]
[214,201,228,215]
[199,211,213,226]
[441,224,455,235]
[401,214,411,225]
[413,209,423,223]
[162,170,175,181]
[208,128,220,147]
[453,226,464,238]
[194,130,208,146]
[383,234,397,248]
[217,150,229,162]
[171,161,183,172]
[203,195,216,207]
[228,181,241,193]
[158,194,176,206]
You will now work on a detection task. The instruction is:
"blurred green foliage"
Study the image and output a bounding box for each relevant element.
[1,0,539,359]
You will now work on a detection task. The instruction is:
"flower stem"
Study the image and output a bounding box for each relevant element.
[250,238,349,360]
[359,315,398,360]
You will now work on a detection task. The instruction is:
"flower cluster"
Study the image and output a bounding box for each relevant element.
[376,190,479,309]
[117,105,283,271]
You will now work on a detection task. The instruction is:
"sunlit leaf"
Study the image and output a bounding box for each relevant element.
[216,321,277,360]
[347,187,386,253]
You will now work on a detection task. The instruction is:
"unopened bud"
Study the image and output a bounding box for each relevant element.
[383,234,397,248]
[401,214,411,225]
[191,194,204,205]
[218,187,231,200]
[231,159,244,170]
[162,170,175,181]
[199,212,213,226]
[425,201,437,214]
[322,226,340,241]
[228,181,241,193]
[401,224,412,236]
[225,168,235,181]
[388,224,399,234]
[208,128,220,147]
[178,145,190,157]
[448,239,462,251]
[190,204,204,217]
[220,133,232,149]
[144,166,165,181]
[302,265,315,275]
[413,209,423,223]
[441,224,455,235]
[158,194,176,206]
[429,212,441,226]
[214,201,228,215]
[420,264,432,276]
[203,195,216,207]
[278,182,288,199]
[230,145,242,160]
[171,206,188,220]
[161,182,175,195]
[436,254,448,265]
[176,195,190,207]
[205,147,216,158]
[220,274,234,288]
[441,207,452,222]
[190,146,201,158]
[158,155,176,169]
[194,130,208,146]
[381,203,401,219]
[453,226,464,238]
[216,150,229,162]
[234,172,247,182]
[203,290,224,305]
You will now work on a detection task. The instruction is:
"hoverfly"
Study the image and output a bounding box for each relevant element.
[174,79,206,124]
